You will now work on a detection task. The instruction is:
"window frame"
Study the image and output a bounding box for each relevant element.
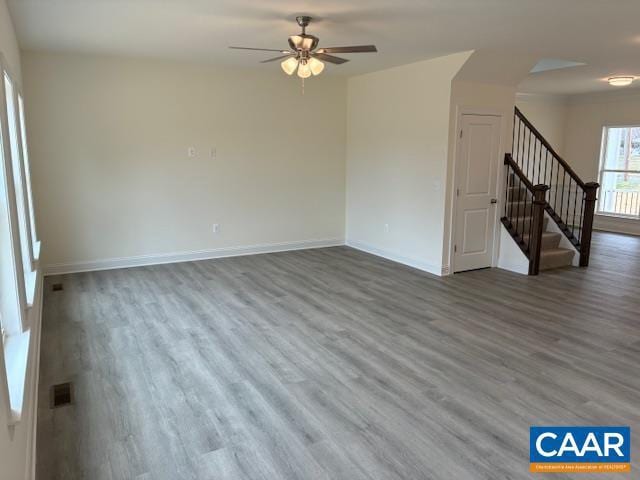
[0,55,34,425]
[0,60,29,332]
[597,125,640,219]
[17,93,40,261]
[3,69,38,306]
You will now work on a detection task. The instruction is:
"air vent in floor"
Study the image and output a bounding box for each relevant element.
[52,283,63,291]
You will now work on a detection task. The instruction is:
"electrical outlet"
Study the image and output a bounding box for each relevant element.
[212,223,220,234]
[210,147,217,160]
[384,223,390,233]
[187,147,196,158]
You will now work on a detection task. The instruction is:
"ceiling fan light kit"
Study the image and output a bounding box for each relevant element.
[297,61,312,78]
[608,76,634,87]
[281,56,299,75]
[230,15,377,84]
[308,57,325,76]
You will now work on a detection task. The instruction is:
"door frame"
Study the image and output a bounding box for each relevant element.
[449,107,505,273]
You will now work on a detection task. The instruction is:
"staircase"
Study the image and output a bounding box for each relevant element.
[502,107,600,275]
[506,179,576,271]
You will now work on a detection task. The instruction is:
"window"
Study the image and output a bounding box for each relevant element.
[0,66,36,424]
[3,72,36,302]
[598,126,640,218]
[18,95,39,259]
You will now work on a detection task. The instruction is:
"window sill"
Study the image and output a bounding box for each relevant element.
[3,330,30,425]
[25,268,37,309]
[33,240,41,263]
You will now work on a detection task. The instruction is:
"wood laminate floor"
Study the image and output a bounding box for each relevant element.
[37,232,640,480]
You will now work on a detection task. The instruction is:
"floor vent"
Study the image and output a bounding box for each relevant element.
[50,382,73,408]
[52,283,63,292]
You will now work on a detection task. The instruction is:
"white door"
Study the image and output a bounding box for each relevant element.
[453,114,501,272]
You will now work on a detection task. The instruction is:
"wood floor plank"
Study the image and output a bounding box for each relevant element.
[37,232,640,479]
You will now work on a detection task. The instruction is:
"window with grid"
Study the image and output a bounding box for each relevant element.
[598,126,640,218]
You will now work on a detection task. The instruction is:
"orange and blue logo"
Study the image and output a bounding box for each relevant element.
[530,427,631,473]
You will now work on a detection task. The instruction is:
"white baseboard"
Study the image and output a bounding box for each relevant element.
[345,239,442,276]
[43,238,345,276]
[594,214,640,236]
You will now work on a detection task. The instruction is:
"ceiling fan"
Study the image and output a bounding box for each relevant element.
[229,16,377,79]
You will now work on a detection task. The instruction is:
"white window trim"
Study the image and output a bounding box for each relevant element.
[597,125,640,220]
[4,73,37,277]
[0,54,39,425]
[0,329,30,424]
[17,93,39,264]
[0,60,28,328]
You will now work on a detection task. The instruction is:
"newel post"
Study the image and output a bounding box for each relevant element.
[529,184,550,276]
[579,182,600,267]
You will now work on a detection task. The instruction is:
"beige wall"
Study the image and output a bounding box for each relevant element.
[564,89,640,181]
[516,94,569,156]
[22,52,347,269]
[346,52,471,274]
[563,90,640,235]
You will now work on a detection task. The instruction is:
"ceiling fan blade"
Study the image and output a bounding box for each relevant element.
[229,47,289,53]
[316,45,377,54]
[261,54,295,63]
[313,53,349,64]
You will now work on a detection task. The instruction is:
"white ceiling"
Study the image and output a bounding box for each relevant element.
[7,0,640,95]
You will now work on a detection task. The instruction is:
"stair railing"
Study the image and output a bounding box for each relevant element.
[502,154,549,275]
[512,107,599,266]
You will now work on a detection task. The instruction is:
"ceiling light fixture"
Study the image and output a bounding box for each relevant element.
[281,57,299,75]
[230,16,377,85]
[608,76,634,87]
[308,57,325,76]
[297,60,312,79]
[281,55,324,78]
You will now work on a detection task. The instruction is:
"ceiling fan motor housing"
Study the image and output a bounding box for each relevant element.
[289,16,318,52]
[288,34,319,52]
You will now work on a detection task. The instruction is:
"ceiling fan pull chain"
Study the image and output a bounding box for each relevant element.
[301,77,305,96]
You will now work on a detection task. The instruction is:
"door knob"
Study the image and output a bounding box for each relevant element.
[490,198,498,204]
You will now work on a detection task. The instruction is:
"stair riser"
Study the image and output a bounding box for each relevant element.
[540,250,575,270]
[522,232,562,250]
[541,234,561,250]
[507,216,549,234]
[506,201,532,213]
[507,188,528,202]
